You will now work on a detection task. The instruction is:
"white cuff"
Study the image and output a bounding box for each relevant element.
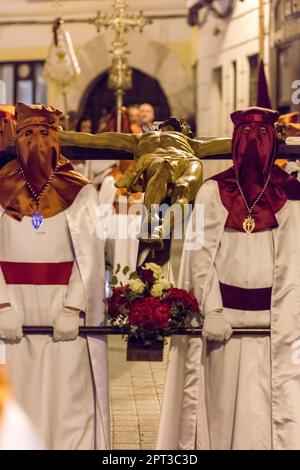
[0,268,10,306]
[63,262,86,312]
[64,282,86,312]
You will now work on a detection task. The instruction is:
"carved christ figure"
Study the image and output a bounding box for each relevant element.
[59,118,232,247]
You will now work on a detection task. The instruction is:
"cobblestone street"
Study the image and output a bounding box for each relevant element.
[109,336,169,450]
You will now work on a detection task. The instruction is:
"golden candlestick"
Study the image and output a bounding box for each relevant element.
[90,0,151,132]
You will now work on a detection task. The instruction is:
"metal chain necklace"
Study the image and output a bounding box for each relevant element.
[235,172,271,234]
[19,164,59,230]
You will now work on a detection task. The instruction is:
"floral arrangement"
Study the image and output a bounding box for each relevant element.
[107,262,199,346]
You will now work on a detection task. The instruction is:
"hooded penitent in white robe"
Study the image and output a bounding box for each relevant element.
[0,184,110,450]
[98,174,143,284]
[157,178,300,450]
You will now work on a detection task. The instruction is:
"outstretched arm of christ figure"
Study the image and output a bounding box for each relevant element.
[59,130,139,154]
[188,136,232,159]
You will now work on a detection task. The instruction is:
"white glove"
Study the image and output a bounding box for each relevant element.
[53,308,80,342]
[202,311,232,342]
[0,305,23,341]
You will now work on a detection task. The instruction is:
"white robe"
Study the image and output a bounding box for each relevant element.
[98,175,142,284]
[0,184,110,450]
[157,179,300,450]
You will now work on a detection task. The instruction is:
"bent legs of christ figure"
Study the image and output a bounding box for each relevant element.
[128,155,202,250]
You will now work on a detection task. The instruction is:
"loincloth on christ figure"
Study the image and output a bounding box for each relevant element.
[115,149,199,194]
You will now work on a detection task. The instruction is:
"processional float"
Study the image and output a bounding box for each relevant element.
[1,129,299,340]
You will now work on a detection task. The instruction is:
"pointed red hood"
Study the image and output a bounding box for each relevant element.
[211,107,300,232]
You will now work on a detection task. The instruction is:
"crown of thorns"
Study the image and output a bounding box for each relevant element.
[158,117,192,135]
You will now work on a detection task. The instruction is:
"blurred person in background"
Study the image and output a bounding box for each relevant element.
[97,109,109,133]
[128,104,142,133]
[59,111,78,132]
[139,103,155,129]
[0,105,16,151]
[76,116,93,133]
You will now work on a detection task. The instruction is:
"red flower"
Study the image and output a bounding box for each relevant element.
[108,285,130,318]
[153,303,172,329]
[166,288,199,312]
[129,297,171,330]
[137,267,155,286]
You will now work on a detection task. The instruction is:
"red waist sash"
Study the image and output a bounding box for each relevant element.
[219,282,272,311]
[0,261,74,285]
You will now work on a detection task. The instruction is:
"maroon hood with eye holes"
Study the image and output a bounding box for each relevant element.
[210,107,300,233]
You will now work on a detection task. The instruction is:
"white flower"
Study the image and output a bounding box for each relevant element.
[151,277,171,297]
[113,317,127,327]
[144,262,162,280]
[129,278,145,294]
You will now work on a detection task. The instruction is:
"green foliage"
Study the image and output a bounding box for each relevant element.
[122,266,130,276]
[129,271,138,280]
[110,275,118,286]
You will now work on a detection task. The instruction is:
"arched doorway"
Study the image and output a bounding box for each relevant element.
[61,32,194,124]
[79,68,171,132]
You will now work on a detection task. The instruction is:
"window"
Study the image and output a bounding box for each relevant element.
[212,66,223,135]
[0,61,47,105]
[248,54,259,106]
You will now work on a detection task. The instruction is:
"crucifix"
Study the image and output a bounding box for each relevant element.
[1,118,300,264]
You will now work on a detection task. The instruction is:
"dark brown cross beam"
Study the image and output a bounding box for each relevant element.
[1,139,300,163]
[0,146,131,166]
